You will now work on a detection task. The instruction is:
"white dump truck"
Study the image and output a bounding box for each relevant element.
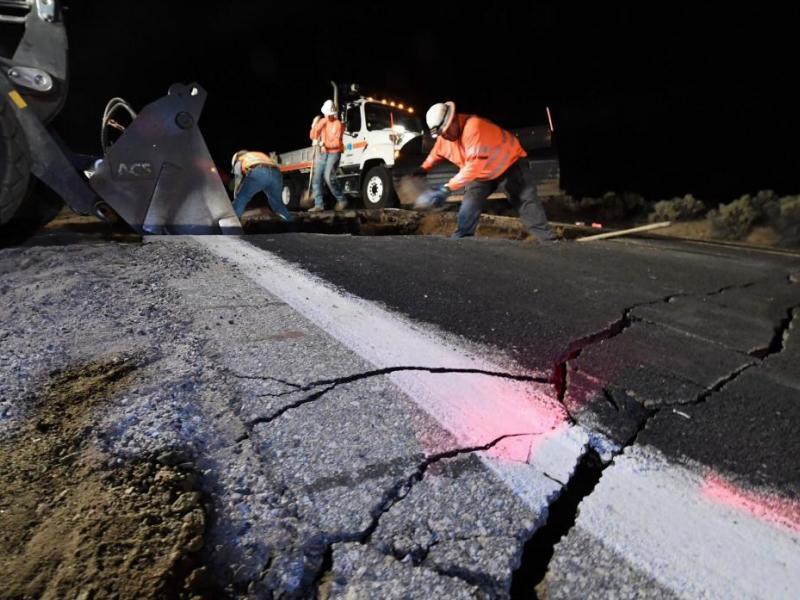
[276,83,560,211]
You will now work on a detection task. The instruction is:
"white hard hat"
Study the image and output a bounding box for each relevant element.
[321,99,337,116]
[426,101,456,137]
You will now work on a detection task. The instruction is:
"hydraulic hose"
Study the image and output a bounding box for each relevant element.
[100,97,137,153]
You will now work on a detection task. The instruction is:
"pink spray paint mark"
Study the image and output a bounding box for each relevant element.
[701,472,800,535]
[404,372,570,463]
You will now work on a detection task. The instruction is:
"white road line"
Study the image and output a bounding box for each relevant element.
[193,236,589,510]
[569,446,800,599]
[189,236,800,598]
[189,236,799,597]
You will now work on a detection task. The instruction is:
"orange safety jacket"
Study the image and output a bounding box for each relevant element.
[239,151,277,174]
[310,117,344,153]
[421,114,526,191]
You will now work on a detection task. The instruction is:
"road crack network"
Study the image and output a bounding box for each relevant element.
[514,277,791,597]
[312,433,541,596]
[232,365,550,428]
[225,276,797,597]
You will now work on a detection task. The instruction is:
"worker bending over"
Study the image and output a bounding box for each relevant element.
[309,100,347,212]
[416,101,556,241]
[231,150,294,222]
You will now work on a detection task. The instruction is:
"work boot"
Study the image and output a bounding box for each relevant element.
[308,205,324,213]
[335,200,348,211]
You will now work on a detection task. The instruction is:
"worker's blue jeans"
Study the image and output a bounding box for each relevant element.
[233,166,294,221]
[455,160,555,241]
[312,151,345,208]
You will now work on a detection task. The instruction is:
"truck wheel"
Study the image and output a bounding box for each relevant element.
[281,178,301,211]
[0,96,33,226]
[361,165,396,209]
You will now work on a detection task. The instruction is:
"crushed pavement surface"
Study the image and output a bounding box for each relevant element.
[1,233,798,599]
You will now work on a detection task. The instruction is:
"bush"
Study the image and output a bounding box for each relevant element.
[648,194,706,223]
[706,191,800,244]
[708,194,761,240]
[754,189,780,213]
[768,195,800,247]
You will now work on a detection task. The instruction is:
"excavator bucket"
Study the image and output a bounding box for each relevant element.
[1,1,240,235]
[88,84,241,235]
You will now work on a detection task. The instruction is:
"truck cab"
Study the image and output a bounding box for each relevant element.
[340,98,424,207]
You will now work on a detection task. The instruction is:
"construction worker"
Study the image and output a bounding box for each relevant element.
[415,101,556,241]
[231,150,294,221]
[308,99,347,212]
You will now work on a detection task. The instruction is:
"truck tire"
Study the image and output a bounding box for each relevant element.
[361,165,396,209]
[0,96,32,226]
[281,177,301,211]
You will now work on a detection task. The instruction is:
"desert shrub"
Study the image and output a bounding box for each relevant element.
[648,194,706,223]
[768,195,800,246]
[708,194,761,240]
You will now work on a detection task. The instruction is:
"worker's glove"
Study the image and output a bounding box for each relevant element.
[311,115,321,128]
[414,185,450,211]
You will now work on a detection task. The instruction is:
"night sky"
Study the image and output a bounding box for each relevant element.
[53,1,800,202]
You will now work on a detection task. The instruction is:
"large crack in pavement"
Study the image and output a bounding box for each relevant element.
[230,275,795,596]
[550,279,765,410]
[222,360,558,597]
[314,433,542,598]
[511,276,796,597]
[509,448,604,599]
[598,299,796,460]
[751,303,799,359]
[205,246,796,598]
[226,366,550,431]
[221,362,566,595]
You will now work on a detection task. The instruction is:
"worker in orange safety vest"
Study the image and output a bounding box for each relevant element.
[415,101,556,241]
[308,99,347,212]
[231,150,294,221]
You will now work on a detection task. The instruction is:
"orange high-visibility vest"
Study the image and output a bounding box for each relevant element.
[422,114,526,191]
[310,118,344,153]
[239,151,276,174]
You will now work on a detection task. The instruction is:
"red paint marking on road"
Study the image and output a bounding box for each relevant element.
[701,473,800,534]
[395,370,569,462]
[195,236,590,505]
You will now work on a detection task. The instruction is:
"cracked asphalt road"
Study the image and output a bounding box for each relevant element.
[1,232,798,599]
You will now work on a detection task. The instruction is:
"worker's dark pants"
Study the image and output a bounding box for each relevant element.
[233,166,294,221]
[455,160,555,241]
[312,151,345,208]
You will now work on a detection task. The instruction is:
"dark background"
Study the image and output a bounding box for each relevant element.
[48,1,800,201]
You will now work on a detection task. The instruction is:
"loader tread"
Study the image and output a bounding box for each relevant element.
[0,96,33,225]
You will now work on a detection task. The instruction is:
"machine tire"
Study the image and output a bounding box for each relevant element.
[281,177,301,211]
[361,165,396,209]
[0,96,33,226]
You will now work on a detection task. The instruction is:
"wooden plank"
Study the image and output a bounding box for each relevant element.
[576,221,672,242]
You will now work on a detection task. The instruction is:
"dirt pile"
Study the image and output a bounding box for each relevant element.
[0,356,212,600]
